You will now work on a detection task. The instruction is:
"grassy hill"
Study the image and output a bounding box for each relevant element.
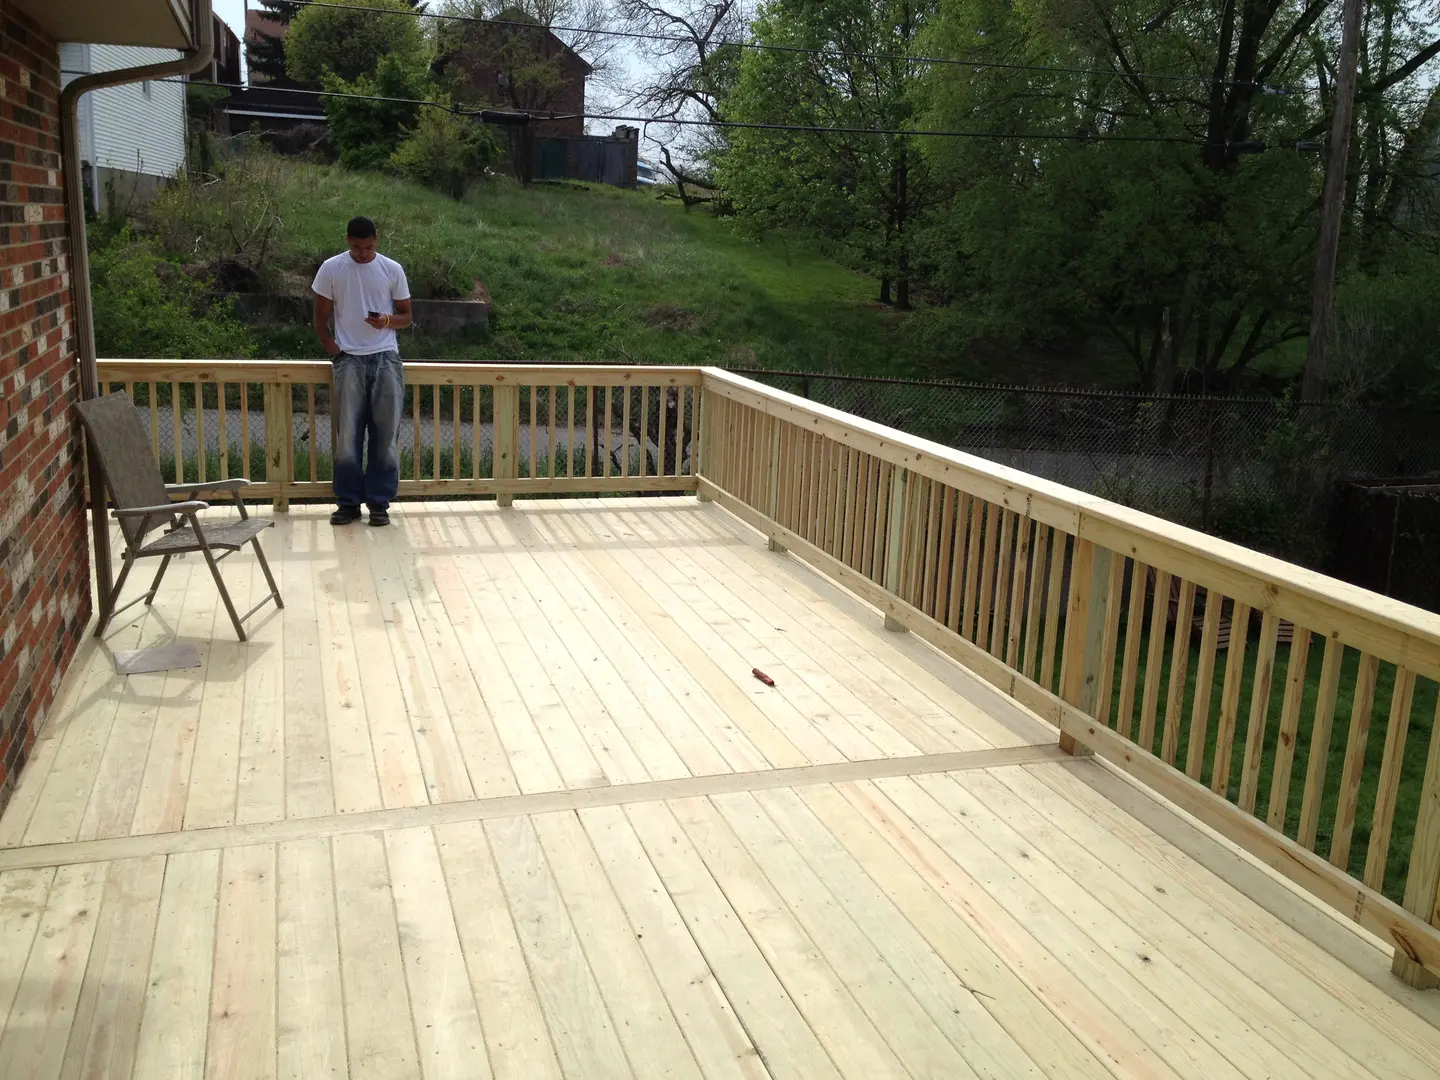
[113,154,1135,385]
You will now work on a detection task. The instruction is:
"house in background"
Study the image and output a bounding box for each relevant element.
[227,3,329,142]
[59,43,187,213]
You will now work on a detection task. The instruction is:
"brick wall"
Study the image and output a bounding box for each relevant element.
[0,2,93,813]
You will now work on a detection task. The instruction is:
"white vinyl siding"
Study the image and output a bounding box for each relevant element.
[58,43,186,179]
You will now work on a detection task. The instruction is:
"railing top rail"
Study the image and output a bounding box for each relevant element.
[727,366,1440,411]
[702,367,1440,679]
[97,359,705,387]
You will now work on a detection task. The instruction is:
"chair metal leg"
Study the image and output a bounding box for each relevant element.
[95,554,135,637]
[144,554,171,605]
[251,537,284,610]
[190,517,246,642]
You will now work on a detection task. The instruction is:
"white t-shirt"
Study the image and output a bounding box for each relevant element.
[312,251,411,355]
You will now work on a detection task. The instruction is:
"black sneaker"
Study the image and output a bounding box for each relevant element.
[331,505,362,525]
[368,507,390,527]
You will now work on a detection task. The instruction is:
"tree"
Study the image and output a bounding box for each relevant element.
[717,0,941,308]
[246,1,302,83]
[390,105,502,196]
[322,55,432,170]
[914,0,1440,391]
[287,0,430,85]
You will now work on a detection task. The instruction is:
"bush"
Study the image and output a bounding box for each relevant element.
[322,55,429,172]
[389,106,500,199]
[90,226,255,359]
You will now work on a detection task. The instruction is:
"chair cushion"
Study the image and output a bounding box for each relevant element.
[138,516,274,555]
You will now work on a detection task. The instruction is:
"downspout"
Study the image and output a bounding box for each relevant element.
[60,0,213,631]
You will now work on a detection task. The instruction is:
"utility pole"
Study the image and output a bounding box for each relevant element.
[1302,0,1365,401]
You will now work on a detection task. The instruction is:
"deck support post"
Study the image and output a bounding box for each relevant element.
[495,383,518,507]
[1395,702,1440,987]
[265,382,290,512]
[882,467,908,632]
[1058,538,1110,755]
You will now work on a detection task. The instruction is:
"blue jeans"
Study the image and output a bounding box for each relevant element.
[332,350,403,510]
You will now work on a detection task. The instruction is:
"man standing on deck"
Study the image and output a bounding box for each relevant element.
[312,215,413,527]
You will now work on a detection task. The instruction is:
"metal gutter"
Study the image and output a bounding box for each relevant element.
[59,0,214,632]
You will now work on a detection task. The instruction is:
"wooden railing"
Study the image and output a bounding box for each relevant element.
[96,360,701,505]
[696,367,1440,986]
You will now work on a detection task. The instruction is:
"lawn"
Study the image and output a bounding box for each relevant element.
[180,158,1136,384]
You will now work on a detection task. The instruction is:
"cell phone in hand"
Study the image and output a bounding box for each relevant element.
[368,310,380,318]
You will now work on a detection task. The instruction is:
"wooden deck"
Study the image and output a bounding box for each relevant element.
[1,498,1437,1080]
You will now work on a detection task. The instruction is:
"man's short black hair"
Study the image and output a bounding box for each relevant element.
[347,215,377,239]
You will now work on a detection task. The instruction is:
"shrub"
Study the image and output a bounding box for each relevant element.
[389,106,500,199]
[90,226,255,359]
[322,55,429,172]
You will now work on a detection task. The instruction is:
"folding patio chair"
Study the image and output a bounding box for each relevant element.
[75,392,284,641]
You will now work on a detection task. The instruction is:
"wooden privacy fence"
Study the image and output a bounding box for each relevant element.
[95,360,701,505]
[697,367,1440,987]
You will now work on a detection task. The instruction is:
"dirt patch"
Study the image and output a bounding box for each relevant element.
[602,252,625,267]
[642,302,698,331]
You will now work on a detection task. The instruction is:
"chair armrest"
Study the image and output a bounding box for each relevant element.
[113,501,209,518]
[166,479,253,495]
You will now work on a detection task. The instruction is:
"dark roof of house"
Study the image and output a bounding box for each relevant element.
[223,78,327,122]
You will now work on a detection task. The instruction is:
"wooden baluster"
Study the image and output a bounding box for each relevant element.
[195,382,206,483]
[548,386,558,479]
[620,385,631,480]
[239,383,250,479]
[1330,652,1381,869]
[920,480,941,617]
[860,456,880,580]
[1058,538,1109,752]
[453,382,462,480]
[935,487,956,621]
[870,460,891,583]
[989,510,1014,656]
[1187,591,1225,779]
[1298,637,1344,850]
[1039,529,1067,692]
[1267,627,1312,830]
[149,381,161,461]
[171,380,184,483]
[412,384,421,482]
[1115,560,1149,741]
[975,503,1000,647]
[307,383,318,483]
[882,466,908,631]
[1211,602,1253,795]
[1160,580,1198,766]
[1138,570,1172,755]
[218,383,229,480]
[1364,666,1417,890]
[1395,696,1440,987]
[1003,519,1032,669]
[585,386,596,480]
[844,448,864,568]
[674,385,686,476]
[1022,524,1050,678]
[568,385,577,479]
[264,382,291,511]
[1238,611,1281,812]
[657,386,669,478]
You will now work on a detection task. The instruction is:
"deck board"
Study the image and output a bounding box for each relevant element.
[0,500,1435,1080]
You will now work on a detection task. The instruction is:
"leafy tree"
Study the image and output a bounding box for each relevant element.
[287,0,430,85]
[717,0,941,308]
[390,105,502,196]
[321,54,432,171]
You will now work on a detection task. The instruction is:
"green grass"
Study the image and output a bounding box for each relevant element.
[186,158,1135,384]
[1067,620,1438,904]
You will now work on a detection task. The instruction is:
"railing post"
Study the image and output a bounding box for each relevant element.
[695,381,711,501]
[1058,537,1111,754]
[494,382,518,507]
[265,382,290,512]
[765,417,785,552]
[1395,699,1440,988]
[882,466,908,632]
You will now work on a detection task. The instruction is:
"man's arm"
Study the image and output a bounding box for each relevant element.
[313,293,341,355]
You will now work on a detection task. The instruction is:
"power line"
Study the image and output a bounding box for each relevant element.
[80,74,1208,144]
[282,0,1303,93]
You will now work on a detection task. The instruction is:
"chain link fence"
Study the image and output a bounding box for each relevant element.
[733,369,1440,581]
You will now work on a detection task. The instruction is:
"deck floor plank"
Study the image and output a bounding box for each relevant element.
[0,501,1435,1080]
